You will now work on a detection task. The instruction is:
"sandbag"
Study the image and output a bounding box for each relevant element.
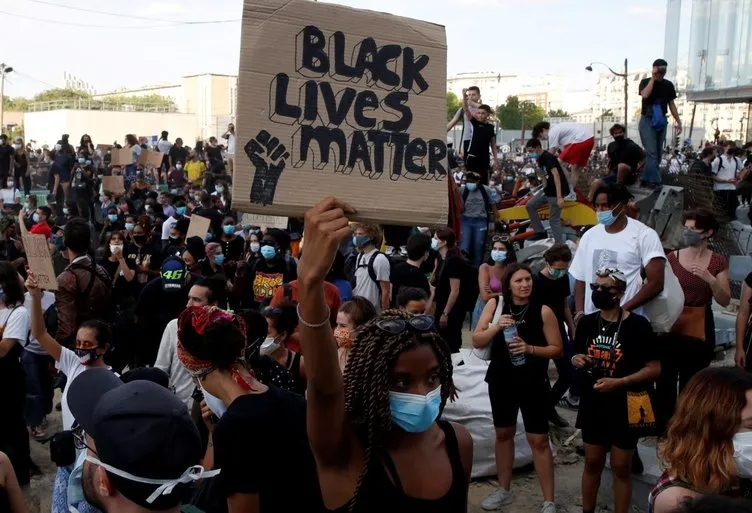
[441,349,533,478]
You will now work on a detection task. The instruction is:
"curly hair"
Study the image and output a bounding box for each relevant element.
[342,309,455,512]
[660,367,752,493]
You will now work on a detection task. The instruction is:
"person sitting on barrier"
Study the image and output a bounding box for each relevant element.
[588,124,646,201]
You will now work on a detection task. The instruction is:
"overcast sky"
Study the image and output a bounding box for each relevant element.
[1,0,677,99]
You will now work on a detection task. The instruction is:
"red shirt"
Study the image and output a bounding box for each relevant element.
[30,222,52,240]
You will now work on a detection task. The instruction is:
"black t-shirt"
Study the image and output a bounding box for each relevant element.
[126,242,161,287]
[638,78,677,116]
[607,138,644,172]
[390,260,430,307]
[241,257,296,308]
[467,118,495,165]
[485,299,549,385]
[101,251,138,307]
[538,151,569,197]
[220,236,245,263]
[134,277,188,342]
[211,387,324,512]
[434,255,464,314]
[574,312,657,433]
[0,145,13,174]
[533,272,570,337]
[206,146,223,166]
[168,145,189,167]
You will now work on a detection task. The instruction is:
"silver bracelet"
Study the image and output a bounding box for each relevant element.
[296,303,331,329]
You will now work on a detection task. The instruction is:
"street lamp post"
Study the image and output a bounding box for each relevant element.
[0,63,14,135]
[586,59,628,137]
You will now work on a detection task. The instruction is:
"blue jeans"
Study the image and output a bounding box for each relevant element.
[460,216,488,267]
[639,115,666,185]
[21,350,54,427]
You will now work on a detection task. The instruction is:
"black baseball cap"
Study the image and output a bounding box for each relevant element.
[68,369,203,510]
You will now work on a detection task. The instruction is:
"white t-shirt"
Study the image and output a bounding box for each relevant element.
[548,123,591,149]
[353,249,390,312]
[154,319,194,411]
[455,107,477,143]
[162,215,178,241]
[569,218,665,315]
[226,134,236,156]
[711,154,744,191]
[56,347,90,430]
[23,291,56,355]
[0,305,29,345]
[156,139,172,155]
[0,187,20,204]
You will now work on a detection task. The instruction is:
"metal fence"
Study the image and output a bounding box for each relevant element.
[27,99,178,113]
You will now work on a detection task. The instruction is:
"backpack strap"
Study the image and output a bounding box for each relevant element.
[367,252,382,286]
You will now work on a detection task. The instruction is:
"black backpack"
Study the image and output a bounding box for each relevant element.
[714,155,742,177]
[353,251,392,292]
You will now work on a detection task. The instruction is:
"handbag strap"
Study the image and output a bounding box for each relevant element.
[492,296,504,326]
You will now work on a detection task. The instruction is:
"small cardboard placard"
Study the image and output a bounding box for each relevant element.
[240,213,288,230]
[19,214,58,290]
[102,175,125,193]
[138,149,164,168]
[232,0,448,226]
[111,148,131,167]
[186,215,211,240]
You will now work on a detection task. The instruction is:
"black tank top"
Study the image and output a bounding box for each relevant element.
[329,421,467,513]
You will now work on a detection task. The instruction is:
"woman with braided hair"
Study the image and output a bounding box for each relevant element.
[297,197,473,513]
[176,305,323,513]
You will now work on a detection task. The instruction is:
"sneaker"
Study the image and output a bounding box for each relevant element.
[540,501,556,513]
[557,394,579,409]
[481,487,513,511]
[549,409,569,428]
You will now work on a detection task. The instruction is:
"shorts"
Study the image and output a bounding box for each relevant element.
[559,138,595,168]
[581,427,638,451]
[488,380,549,435]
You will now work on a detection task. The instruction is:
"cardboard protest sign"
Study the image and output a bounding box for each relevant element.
[18,214,58,290]
[232,0,448,226]
[96,144,112,153]
[111,148,131,167]
[138,149,164,168]
[102,175,125,193]
[240,213,288,230]
[186,215,211,240]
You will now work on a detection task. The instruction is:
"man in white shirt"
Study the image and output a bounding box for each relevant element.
[712,140,745,219]
[154,278,225,411]
[352,224,391,312]
[570,184,666,318]
[156,130,172,174]
[222,123,236,177]
[447,86,481,160]
[534,121,595,189]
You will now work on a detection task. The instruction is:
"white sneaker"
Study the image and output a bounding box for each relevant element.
[540,501,557,513]
[480,487,513,511]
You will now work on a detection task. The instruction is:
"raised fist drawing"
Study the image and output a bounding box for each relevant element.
[245,130,290,206]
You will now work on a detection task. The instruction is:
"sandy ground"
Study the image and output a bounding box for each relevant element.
[22,329,665,513]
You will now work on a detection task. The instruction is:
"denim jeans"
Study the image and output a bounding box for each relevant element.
[21,350,55,427]
[526,190,564,243]
[460,216,488,267]
[639,115,666,185]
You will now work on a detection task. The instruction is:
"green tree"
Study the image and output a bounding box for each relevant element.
[548,109,569,118]
[495,96,546,130]
[2,96,30,110]
[32,88,91,102]
[447,91,462,121]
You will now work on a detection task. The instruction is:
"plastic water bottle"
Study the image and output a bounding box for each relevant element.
[503,325,526,367]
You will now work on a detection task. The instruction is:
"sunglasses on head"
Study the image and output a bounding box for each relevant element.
[492,235,510,243]
[375,315,434,335]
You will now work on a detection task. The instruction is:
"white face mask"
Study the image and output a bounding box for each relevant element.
[110,244,123,254]
[250,242,260,253]
[260,336,280,356]
[733,432,752,478]
[12,144,21,151]
[202,387,227,418]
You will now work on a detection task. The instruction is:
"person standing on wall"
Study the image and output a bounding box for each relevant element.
[461,88,499,186]
[222,123,236,178]
[638,59,681,186]
[447,86,482,161]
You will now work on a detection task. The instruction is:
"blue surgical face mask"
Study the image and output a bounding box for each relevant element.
[491,250,507,263]
[549,266,568,279]
[214,254,225,265]
[125,222,135,232]
[107,214,118,222]
[596,205,620,227]
[353,235,371,248]
[205,232,214,242]
[32,213,40,223]
[223,225,235,235]
[431,238,440,251]
[67,450,87,507]
[389,385,442,433]
[215,185,224,193]
[529,152,539,160]
[260,245,276,260]
[176,206,187,216]
[466,183,478,192]
[78,157,86,164]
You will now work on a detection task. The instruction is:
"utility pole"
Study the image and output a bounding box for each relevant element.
[0,63,14,136]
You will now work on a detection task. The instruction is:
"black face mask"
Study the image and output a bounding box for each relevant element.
[592,289,618,310]
[613,135,625,142]
[727,148,735,155]
[133,235,147,245]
